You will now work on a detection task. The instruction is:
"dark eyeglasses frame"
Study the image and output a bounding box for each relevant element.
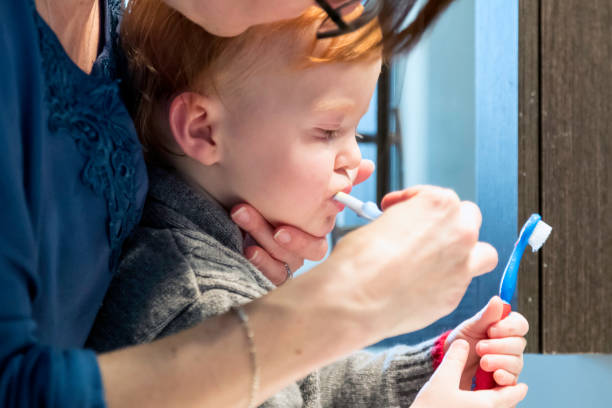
[314,0,382,39]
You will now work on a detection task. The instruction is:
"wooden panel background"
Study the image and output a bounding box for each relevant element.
[540,0,612,353]
[518,0,541,354]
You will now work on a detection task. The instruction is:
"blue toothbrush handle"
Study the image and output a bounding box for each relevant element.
[499,241,527,304]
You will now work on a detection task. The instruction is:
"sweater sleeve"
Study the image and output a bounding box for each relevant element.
[0,2,106,407]
[318,333,449,408]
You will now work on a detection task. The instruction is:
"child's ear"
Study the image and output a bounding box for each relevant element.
[168,91,221,166]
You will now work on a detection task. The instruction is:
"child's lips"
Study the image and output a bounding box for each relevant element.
[331,186,352,212]
[333,200,346,212]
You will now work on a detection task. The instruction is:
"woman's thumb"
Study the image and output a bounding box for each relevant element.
[432,339,470,387]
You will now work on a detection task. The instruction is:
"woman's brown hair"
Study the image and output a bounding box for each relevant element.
[378,0,455,57]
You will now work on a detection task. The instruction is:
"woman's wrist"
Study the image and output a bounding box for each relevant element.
[99,310,255,408]
[245,259,374,402]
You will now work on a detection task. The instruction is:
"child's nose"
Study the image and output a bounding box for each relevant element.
[334,136,362,172]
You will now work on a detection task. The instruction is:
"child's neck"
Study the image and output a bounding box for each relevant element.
[170,158,237,213]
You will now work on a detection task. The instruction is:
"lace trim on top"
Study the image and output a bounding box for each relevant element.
[33,1,143,271]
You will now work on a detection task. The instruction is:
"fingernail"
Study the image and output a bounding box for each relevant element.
[481,356,490,369]
[231,207,250,225]
[274,229,291,244]
[248,250,259,262]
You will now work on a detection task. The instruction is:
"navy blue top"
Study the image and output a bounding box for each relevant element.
[0,1,148,406]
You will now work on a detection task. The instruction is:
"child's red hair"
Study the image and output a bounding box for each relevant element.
[121,0,382,158]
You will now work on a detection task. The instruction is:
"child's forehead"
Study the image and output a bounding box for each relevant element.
[225,59,353,101]
[269,61,380,117]
[312,97,356,113]
[208,13,382,107]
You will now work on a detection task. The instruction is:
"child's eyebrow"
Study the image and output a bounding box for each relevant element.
[312,98,355,113]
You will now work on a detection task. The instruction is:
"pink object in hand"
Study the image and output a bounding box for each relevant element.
[473,302,513,390]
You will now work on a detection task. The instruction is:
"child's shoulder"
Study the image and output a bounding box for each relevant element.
[89,223,270,350]
[123,220,275,301]
[121,223,257,286]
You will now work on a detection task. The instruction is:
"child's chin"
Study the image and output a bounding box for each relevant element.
[284,215,337,239]
[312,216,337,237]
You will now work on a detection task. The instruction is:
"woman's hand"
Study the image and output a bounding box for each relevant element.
[324,185,499,340]
[445,296,529,390]
[411,340,528,408]
[230,159,375,285]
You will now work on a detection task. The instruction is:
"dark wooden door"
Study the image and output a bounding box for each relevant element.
[519,0,612,353]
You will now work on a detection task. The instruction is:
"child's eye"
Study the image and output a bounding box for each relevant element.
[316,129,363,141]
[318,129,339,140]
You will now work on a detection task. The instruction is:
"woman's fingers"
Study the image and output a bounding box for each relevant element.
[231,205,328,263]
[231,205,307,283]
[476,337,528,357]
[467,242,499,277]
[271,226,328,261]
[231,205,300,263]
[459,200,483,232]
[352,158,375,186]
[380,185,453,210]
[382,189,497,280]
[243,246,301,285]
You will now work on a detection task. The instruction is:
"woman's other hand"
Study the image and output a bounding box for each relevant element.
[231,159,375,285]
[411,340,528,408]
[445,296,529,389]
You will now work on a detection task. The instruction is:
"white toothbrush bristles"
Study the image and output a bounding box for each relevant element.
[528,220,552,252]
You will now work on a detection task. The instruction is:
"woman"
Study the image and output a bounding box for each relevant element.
[0,0,526,407]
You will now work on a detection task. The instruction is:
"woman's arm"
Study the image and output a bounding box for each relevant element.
[99,186,498,407]
[98,267,368,408]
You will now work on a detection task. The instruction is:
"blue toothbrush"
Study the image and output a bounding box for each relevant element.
[474,213,552,389]
[334,194,554,389]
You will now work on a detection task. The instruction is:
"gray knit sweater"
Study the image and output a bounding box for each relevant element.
[87,167,442,407]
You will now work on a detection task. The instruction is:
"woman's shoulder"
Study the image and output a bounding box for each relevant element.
[88,224,269,351]
[0,2,44,88]
[31,0,148,271]
[0,0,147,346]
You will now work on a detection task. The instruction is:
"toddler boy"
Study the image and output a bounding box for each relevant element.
[88,1,526,406]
